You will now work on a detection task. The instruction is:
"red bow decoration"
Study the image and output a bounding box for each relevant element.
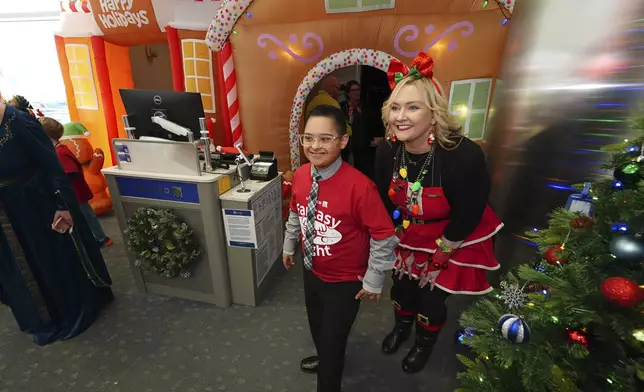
[387,51,442,95]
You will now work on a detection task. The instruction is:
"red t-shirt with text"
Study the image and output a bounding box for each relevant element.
[290,162,394,283]
[55,144,93,203]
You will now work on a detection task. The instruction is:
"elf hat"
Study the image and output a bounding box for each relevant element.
[62,122,90,139]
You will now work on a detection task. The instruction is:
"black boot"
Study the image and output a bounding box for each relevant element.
[382,312,414,354]
[401,327,439,373]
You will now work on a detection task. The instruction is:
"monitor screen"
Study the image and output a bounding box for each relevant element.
[119,89,205,142]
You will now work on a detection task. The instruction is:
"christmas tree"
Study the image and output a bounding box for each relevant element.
[456,112,644,392]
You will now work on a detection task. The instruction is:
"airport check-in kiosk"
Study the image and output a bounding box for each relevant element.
[103,138,239,307]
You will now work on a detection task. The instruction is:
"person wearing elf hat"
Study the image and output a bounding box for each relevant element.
[374,52,503,373]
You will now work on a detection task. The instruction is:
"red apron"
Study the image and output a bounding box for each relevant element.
[389,177,502,294]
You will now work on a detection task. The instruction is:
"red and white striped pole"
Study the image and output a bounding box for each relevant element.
[60,1,92,13]
[220,40,243,147]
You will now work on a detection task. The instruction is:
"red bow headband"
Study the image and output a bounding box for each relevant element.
[387,51,442,96]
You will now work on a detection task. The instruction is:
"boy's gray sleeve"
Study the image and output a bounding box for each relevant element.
[361,235,399,293]
[282,210,301,256]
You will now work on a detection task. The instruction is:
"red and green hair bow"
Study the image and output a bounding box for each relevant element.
[387,51,443,96]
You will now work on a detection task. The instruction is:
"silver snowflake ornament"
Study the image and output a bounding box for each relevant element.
[499,281,528,310]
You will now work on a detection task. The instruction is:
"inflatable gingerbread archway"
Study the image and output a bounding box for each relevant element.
[205,0,516,171]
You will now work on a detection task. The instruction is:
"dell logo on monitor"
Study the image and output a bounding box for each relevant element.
[153,95,162,105]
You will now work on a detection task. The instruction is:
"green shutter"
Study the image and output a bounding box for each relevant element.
[449,83,471,112]
[471,80,491,110]
[468,113,486,140]
[362,0,393,6]
[328,0,359,9]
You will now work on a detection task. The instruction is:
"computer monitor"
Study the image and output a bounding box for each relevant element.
[119,89,205,142]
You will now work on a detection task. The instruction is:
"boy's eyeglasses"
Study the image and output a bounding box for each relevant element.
[299,134,342,147]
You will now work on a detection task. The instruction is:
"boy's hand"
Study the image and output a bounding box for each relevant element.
[283,253,295,270]
[356,275,381,301]
[355,288,381,301]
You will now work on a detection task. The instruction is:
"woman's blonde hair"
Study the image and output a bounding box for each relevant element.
[382,76,463,146]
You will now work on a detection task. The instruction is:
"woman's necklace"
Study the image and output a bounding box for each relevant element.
[390,143,435,231]
[405,150,428,166]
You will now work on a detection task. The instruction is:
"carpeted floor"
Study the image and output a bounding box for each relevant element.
[0,215,475,392]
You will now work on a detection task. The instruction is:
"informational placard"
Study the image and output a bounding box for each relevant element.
[222,209,257,248]
[252,179,282,286]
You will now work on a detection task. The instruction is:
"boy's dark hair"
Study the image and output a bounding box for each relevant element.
[39,117,65,141]
[306,105,347,136]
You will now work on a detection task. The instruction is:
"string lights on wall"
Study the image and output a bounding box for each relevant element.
[482,0,513,25]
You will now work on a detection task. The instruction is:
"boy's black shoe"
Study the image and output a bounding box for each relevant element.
[300,356,319,373]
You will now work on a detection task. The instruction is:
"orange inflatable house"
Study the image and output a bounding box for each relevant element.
[204,0,516,171]
[54,0,515,173]
[54,0,232,167]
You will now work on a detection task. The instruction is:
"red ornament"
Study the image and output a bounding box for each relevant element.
[411,204,420,215]
[569,216,594,229]
[390,134,397,142]
[566,328,589,347]
[600,277,643,307]
[544,245,567,265]
[388,188,397,197]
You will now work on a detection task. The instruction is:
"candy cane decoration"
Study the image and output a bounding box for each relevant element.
[221,40,243,147]
[60,1,92,13]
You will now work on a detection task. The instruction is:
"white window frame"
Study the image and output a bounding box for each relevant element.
[325,0,395,14]
[448,78,493,141]
[181,39,216,114]
[65,44,98,111]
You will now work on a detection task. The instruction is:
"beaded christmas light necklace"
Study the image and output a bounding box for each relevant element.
[389,143,436,231]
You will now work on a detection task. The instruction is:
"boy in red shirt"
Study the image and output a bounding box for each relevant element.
[40,117,113,248]
[283,105,398,392]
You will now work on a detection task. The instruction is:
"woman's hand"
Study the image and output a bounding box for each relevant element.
[52,210,73,233]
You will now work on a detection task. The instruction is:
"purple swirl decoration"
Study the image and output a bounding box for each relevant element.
[257,33,324,63]
[394,21,475,58]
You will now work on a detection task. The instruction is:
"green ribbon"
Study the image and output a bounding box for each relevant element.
[407,66,421,80]
[395,66,422,85]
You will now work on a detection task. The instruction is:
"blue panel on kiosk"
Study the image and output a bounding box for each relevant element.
[116,177,200,204]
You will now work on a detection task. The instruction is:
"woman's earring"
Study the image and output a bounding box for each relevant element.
[428,132,435,145]
[391,134,397,142]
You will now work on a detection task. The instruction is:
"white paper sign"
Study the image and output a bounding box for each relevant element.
[253,179,282,286]
[222,209,257,248]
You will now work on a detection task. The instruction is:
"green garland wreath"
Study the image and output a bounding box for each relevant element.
[124,207,202,278]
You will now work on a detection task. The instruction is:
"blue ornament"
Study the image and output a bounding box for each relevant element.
[498,314,531,343]
[393,208,401,220]
[454,327,475,349]
[534,262,548,273]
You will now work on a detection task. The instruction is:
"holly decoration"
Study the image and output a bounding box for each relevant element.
[600,276,643,307]
[570,216,594,229]
[544,245,567,265]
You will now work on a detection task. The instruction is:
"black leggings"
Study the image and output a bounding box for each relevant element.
[390,274,450,331]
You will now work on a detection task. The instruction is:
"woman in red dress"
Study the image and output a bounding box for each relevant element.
[374,52,503,373]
